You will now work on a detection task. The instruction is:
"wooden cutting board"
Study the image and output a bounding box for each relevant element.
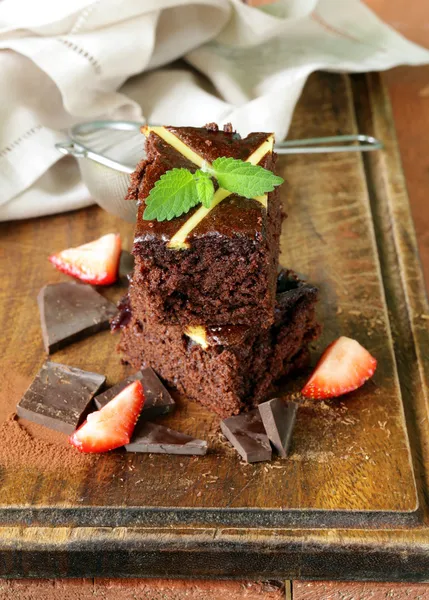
[1,72,429,580]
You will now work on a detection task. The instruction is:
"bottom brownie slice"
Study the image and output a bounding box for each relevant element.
[115,270,321,418]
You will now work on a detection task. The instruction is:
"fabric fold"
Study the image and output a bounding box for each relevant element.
[0,0,428,221]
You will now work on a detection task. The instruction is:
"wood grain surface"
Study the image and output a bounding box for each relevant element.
[0,578,286,600]
[0,72,428,580]
[294,581,429,600]
[383,66,429,292]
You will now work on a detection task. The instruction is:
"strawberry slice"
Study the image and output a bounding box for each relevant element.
[49,233,121,285]
[69,380,144,453]
[301,336,377,400]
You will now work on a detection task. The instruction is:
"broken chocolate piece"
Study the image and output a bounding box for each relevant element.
[125,422,207,455]
[38,282,117,354]
[258,398,298,458]
[16,361,105,434]
[220,410,272,463]
[94,367,175,419]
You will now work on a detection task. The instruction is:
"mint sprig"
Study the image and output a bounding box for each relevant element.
[211,157,283,198]
[143,157,284,222]
[143,168,200,222]
[194,170,214,209]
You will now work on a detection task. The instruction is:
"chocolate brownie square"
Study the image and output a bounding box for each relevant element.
[115,270,320,418]
[127,123,283,328]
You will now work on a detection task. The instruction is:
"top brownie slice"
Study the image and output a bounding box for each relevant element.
[127,123,284,328]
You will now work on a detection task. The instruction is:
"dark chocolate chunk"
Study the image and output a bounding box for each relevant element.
[38,282,117,354]
[258,398,298,457]
[119,250,134,285]
[220,410,272,463]
[94,367,175,419]
[16,361,105,434]
[125,422,207,455]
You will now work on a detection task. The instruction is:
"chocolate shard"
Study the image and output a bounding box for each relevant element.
[38,282,117,354]
[16,361,105,434]
[258,398,298,458]
[94,367,175,419]
[125,422,207,455]
[220,410,272,463]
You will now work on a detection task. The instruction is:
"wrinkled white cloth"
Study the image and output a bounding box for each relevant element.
[1,0,428,221]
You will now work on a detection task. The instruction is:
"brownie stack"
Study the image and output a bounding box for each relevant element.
[117,123,320,417]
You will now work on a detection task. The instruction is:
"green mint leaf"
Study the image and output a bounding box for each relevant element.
[212,157,284,198]
[143,168,200,221]
[194,170,214,208]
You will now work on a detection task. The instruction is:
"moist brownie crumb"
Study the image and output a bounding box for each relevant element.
[129,124,283,328]
[117,271,320,418]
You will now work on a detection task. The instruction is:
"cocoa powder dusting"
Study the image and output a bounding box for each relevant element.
[0,415,98,472]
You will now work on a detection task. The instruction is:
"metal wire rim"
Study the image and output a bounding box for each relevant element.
[56,120,383,175]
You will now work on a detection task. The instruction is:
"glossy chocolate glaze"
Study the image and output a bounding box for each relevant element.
[130,124,275,245]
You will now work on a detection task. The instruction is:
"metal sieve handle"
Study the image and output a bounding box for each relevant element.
[56,140,135,174]
[56,120,383,174]
[276,134,382,154]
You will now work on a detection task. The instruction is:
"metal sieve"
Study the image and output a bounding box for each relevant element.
[56,120,383,222]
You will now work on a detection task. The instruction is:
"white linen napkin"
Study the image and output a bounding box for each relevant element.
[1,0,428,221]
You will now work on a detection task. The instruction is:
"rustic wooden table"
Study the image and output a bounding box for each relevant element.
[1,68,429,598]
[383,66,429,292]
[293,63,429,600]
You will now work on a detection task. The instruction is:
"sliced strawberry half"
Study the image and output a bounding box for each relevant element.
[301,336,377,400]
[69,380,144,453]
[49,233,121,285]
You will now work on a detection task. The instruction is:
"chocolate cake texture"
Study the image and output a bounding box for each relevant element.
[119,122,320,419]
[127,123,283,328]
[117,270,320,418]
